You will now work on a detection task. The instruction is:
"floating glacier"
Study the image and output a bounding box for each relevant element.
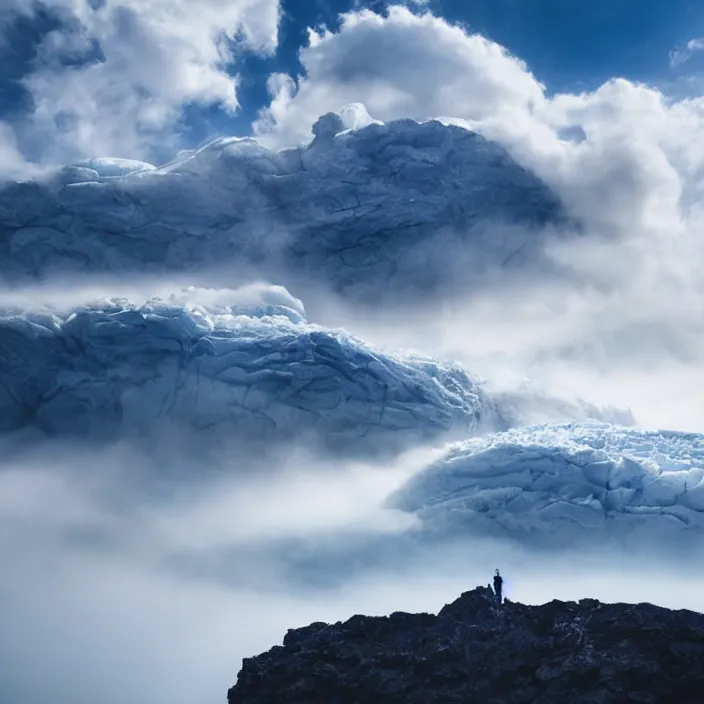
[390,422,704,547]
[0,107,566,299]
[0,285,504,451]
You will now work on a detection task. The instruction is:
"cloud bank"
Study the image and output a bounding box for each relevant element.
[2,5,704,704]
[0,284,500,451]
[2,440,704,704]
[392,421,704,551]
[247,5,704,433]
[2,4,703,433]
[0,0,281,173]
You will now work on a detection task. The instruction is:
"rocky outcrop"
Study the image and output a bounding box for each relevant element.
[227,586,704,703]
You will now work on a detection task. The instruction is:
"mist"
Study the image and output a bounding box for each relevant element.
[3,10,704,702]
[300,219,704,433]
[2,164,703,704]
[1,434,703,704]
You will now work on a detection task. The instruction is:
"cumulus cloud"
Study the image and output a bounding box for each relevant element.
[0,0,280,174]
[249,5,704,433]
[253,5,544,147]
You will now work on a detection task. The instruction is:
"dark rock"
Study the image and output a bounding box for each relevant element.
[227,586,704,704]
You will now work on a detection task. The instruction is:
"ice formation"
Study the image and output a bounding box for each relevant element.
[70,158,157,178]
[0,107,565,299]
[391,422,704,547]
[0,285,504,450]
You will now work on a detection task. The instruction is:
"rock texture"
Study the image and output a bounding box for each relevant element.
[227,587,704,704]
[0,109,566,300]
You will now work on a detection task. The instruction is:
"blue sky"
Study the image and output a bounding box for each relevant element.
[1,0,704,169]
[205,0,704,138]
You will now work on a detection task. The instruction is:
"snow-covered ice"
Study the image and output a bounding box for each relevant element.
[0,285,504,450]
[70,158,156,178]
[0,105,695,554]
[391,422,704,548]
[0,107,565,299]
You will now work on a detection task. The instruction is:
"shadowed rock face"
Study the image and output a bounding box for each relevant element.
[227,587,704,704]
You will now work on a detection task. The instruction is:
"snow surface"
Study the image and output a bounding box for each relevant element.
[0,106,697,560]
[0,285,504,450]
[391,422,704,547]
[0,107,565,299]
[71,158,156,177]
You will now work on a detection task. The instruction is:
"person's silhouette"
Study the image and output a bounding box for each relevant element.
[493,569,503,604]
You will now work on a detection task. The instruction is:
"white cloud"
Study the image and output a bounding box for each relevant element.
[253,5,544,147]
[1,440,704,704]
[250,5,704,433]
[250,6,700,242]
[0,121,42,180]
[4,7,704,702]
[669,37,704,67]
[0,0,281,172]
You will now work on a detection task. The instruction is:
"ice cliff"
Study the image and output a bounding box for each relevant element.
[0,285,504,450]
[0,108,565,299]
[391,422,704,548]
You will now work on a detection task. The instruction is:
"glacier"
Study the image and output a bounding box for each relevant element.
[390,422,704,548]
[0,108,566,300]
[0,285,505,451]
[70,158,157,178]
[0,104,695,558]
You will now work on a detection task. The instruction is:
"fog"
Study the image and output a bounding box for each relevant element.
[3,147,704,704]
[2,205,703,703]
[4,10,704,704]
[1,438,703,704]
[306,235,704,434]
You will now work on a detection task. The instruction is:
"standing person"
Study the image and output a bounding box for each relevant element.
[493,569,503,604]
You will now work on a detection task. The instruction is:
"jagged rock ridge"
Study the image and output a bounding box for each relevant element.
[227,586,704,704]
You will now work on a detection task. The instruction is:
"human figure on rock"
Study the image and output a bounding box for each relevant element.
[493,569,503,604]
